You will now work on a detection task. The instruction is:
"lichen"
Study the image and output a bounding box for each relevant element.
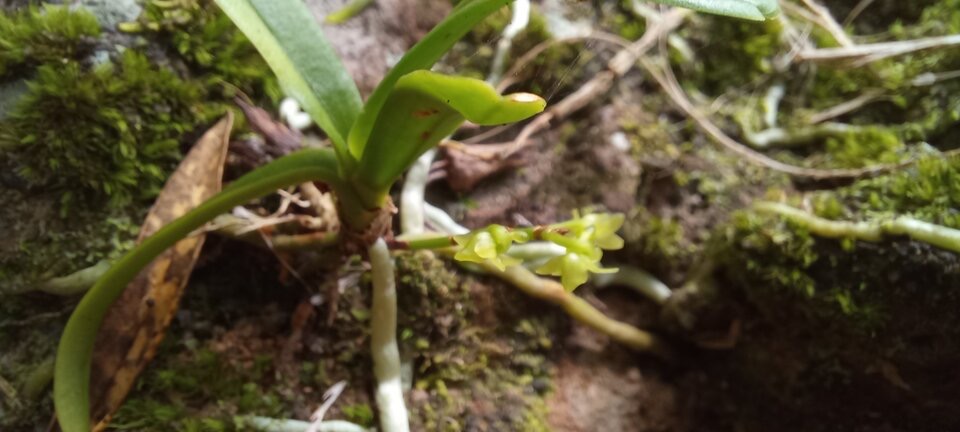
[0,4,101,78]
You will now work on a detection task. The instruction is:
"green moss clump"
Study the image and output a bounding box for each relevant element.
[681,16,783,94]
[838,153,960,227]
[0,4,101,77]
[392,252,557,431]
[112,347,286,430]
[0,188,143,294]
[1,51,204,208]
[619,207,697,282]
[340,403,375,427]
[1,0,281,212]
[805,1,960,144]
[132,0,281,102]
[823,127,904,168]
[703,208,960,429]
[690,167,960,429]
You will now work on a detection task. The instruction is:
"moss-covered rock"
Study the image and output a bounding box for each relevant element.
[668,154,960,430]
[395,252,558,431]
[2,51,205,208]
[0,4,101,78]
[0,0,283,291]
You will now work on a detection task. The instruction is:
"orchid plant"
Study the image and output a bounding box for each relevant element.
[52,0,779,431]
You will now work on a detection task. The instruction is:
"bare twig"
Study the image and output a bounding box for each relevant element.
[209,214,339,250]
[797,34,960,66]
[843,0,877,26]
[477,9,690,158]
[799,0,854,47]
[808,89,885,124]
[640,56,959,181]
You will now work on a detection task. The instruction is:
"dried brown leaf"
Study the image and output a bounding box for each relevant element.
[87,114,234,430]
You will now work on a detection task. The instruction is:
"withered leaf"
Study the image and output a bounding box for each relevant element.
[87,113,234,431]
[441,141,526,193]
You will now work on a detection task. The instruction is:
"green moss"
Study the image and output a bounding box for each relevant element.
[823,127,904,168]
[391,252,557,431]
[830,153,960,228]
[710,222,960,428]
[0,188,143,293]
[620,207,696,279]
[133,0,281,102]
[0,4,101,77]
[0,0,282,213]
[680,16,783,94]
[112,346,286,431]
[340,403,375,427]
[804,1,960,144]
[0,51,205,208]
[693,165,960,428]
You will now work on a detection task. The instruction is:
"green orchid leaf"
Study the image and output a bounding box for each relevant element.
[214,0,362,163]
[352,70,545,199]
[646,0,779,21]
[54,149,342,432]
[347,0,512,160]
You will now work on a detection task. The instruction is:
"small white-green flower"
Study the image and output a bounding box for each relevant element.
[558,211,626,251]
[453,225,527,271]
[580,213,625,250]
[536,252,617,292]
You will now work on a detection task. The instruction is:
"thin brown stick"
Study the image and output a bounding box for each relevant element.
[641,57,957,181]
[843,0,876,26]
[797,34,960,66]
[807,89,885,124]
[479,9,690,158]
[800,0,854,47]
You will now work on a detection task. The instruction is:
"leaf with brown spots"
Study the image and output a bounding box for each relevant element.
[86,114,234,431]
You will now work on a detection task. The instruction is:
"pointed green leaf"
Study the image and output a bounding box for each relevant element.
[352,70,545,195]
[214,0,362,162]
[645,0,779,21]
[347,0,512,160]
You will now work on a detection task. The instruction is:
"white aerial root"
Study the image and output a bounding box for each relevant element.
[279,97,313,131]
[368,238,410,432]
[593,266,672,306]
[400,149,436,235]
[487,0,530,85]
[239,417,369,432]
